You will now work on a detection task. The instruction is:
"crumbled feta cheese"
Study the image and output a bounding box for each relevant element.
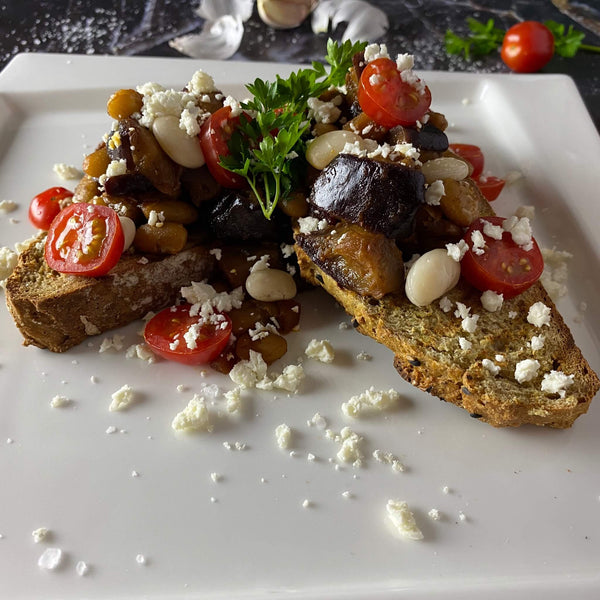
[446,239,468,262]
[356,351,372,361]
[125,343,157,363]
[455,302,479,333]
[540,247,572,300]
[171,395,213,432]
[309,412,327,429]
[305,339,335,363]
[0,246,18,285]
[503,216,533,250]
[471,229,486,255]
[364,43,390,61]
[482,220,504,240]
[275,424,292,449]
[458,337,472,351]
[395,53,414,71]
[515,359,540,384]
[38,548,63,570]
[297,216,329,235]
[439,296,453,313]
[80,315,101,336]
[541,370,574,398]
[428,509,441,521]
[0,199,18,213]
[530,335,545,351]
[425,180,444,205]
[335,427,364,466]
[271,364,305,393]
[32,528,49,543]
[50,395,70,408]
[515,204,535,220]
[105,158,128,178]
[99,334,125,353]
[223,95,243,118]
[109,384,134,411]
[527,302,551,328]
[372,449,405,472]
[75,561,89,576]
[229,350,268,389]
[386,500,423,540]
[342,387,400,418]
[481,290,503,312]
[187,70,217,94]
[482,359,500,376]
[307,96,341,124]
[53,163,81,180]
[181,281,244,318]
[224,387,242,414]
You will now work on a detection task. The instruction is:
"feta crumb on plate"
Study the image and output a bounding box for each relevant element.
[386,500,423,540]
[109,384,134,412]
[171,395,213,432]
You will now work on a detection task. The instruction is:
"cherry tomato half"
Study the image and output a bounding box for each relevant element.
[45,203,124,277]
[501,21,555,73]
[449,144,485,179]
[29,186,74,230]
[144,304,232,366]
[460,216,544,299]
[199,105,247,189]
[476,175,505,201]
[357,58,432,128]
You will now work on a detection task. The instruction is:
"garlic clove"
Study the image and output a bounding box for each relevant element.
[258,0,317,29]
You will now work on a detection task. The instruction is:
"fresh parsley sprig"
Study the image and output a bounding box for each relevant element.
[445,18,504,60]
[220,39,367,219]
[544,20,600,57]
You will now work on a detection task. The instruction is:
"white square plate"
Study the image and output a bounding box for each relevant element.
[1,54,599,599]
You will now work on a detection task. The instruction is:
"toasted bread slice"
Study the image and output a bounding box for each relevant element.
[296,245,599,428]
[5,235,215,352]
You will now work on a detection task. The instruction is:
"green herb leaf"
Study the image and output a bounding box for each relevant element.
[221,38,367,219]
[445,18,504,60]
[543,20,600,57]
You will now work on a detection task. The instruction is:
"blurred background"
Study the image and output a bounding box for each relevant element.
[1,0,599,127]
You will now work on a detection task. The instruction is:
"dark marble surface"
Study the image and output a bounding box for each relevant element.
[1,0,599,129]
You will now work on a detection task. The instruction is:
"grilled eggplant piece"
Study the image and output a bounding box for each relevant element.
[309,154,425,240]
[106,118,182,197]
[388,123,449,153]
[207,191,290,243]
[295,221,404,299]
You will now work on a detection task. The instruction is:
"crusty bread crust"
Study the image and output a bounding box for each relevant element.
[296,245,599,428]
[5,235,215,352]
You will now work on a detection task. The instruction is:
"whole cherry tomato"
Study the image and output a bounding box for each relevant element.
[199,105,247,189]
[28,186,74,230]
[144,304,232,366]
[357,58,431,128]
[45,203,124,277]
[460,216,544,298]
[501,21,555,73]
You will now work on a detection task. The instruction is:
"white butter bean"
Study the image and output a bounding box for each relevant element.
[246,268,297,302]
[305,130,375,170]
[405,248,461,307]
[420,157,469,184]
[152,115,205,169]
[119,216,136,252]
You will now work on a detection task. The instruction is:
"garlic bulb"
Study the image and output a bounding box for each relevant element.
[258,0,318,29]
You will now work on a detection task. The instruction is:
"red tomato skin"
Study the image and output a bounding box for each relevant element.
[449,144,485,179]
[357,58,432,127]
[199,106,247,189]
[44,203,124,277]
[28,187,73,230]
[476,175,505,201]
[460,216,544,299]
[144,304,232,366]
[501,21,555,73]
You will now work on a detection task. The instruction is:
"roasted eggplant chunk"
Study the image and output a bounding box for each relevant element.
[309,154,425,240]
[388,123,449,153]
[207,191,290,243]
[295,221,404,299]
